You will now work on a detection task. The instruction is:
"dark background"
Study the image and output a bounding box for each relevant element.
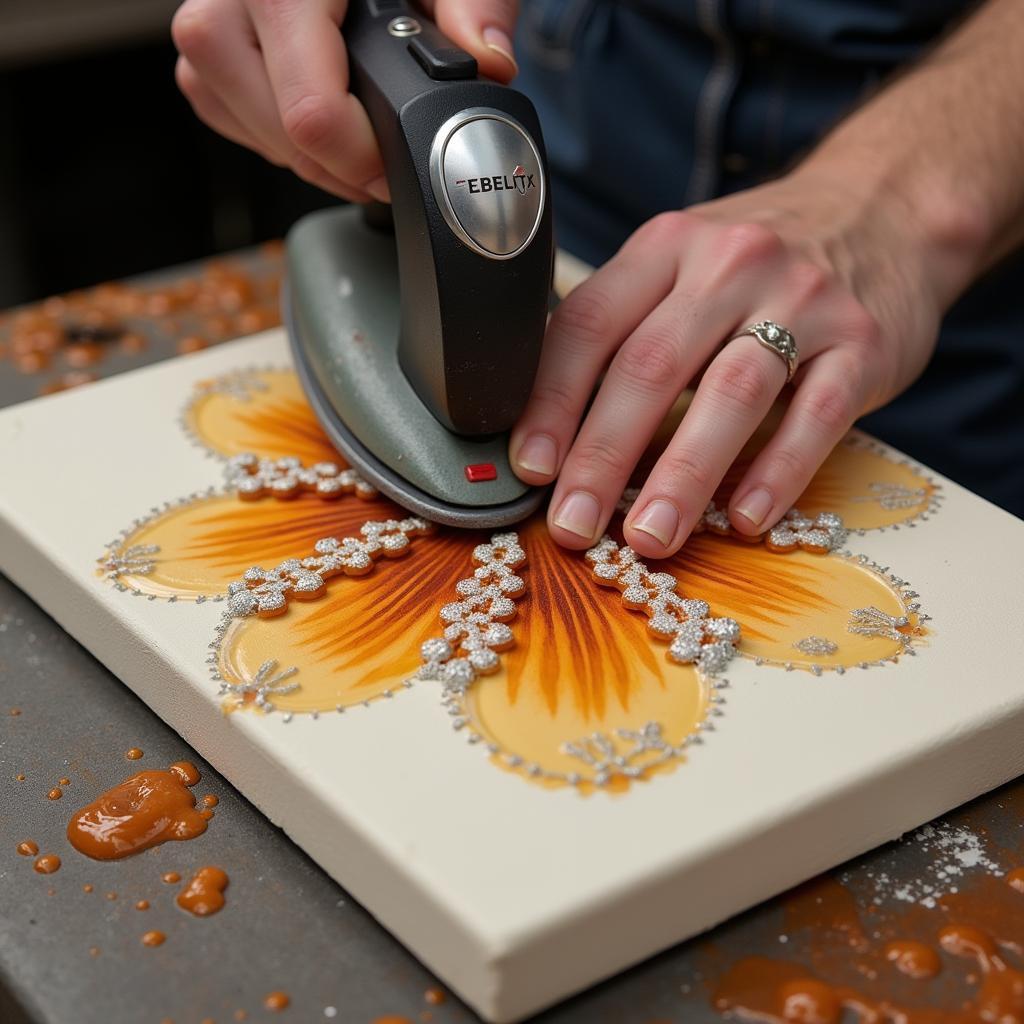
[0,1,334,310]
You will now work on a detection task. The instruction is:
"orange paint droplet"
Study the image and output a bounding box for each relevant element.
[106,892,117,901]
[202,794,219,808]
[200,808,214,820]
[177,866,229,917]
[125,748,144,760]
[34,854,61,874]
[136,899,150,910]
[372,1017,414,1024]
[141,930,166,947]
[47,787,63,800]
[47,888,56,896]
[884,940,942,979]
[234,1011,248,1022]
[423,988,446,1006]
[263,991,290,1012]
[202,1018,215,1024]
[89,947,100,957]
[17,840,39,856]
[15,774,26,782]
[83,884,93,893]
[58,777,70,786]
[1008,867,1024,894]
[162,871,181,884]
[66,761,206,860]
[777,978,842,1024]
[10,708,21,716]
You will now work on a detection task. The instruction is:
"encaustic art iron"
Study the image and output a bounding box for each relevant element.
[285,0,554,528]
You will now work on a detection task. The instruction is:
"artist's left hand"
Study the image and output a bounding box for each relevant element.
[509,167,957,557]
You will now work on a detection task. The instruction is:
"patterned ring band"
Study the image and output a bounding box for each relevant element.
[730,320,799,382]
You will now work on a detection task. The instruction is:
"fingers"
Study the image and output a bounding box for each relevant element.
[509,226,681,487]
[431,0,520,82]
[173,0,375,202]
[545,288,745,549]
[621,335,789,556]
[175,56,268,157]
[247,0,388,200]
[727,343,878,534]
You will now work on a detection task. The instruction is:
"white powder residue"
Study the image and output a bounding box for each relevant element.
[843,820,1003,908]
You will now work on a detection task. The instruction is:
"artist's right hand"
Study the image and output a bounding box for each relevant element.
[172,0,520,203]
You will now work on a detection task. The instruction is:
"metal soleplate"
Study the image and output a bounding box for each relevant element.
[284,207,545,528]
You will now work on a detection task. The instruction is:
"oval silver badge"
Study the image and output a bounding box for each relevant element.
[429,108,546,260]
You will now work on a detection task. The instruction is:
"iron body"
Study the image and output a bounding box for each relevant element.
[285,0,554,527]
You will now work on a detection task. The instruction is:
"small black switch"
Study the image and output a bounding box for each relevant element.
[408,34,477,80]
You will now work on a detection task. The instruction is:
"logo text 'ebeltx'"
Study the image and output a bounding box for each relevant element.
[453,164,536,196]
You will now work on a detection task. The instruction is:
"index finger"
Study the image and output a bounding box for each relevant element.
[249,0,387,199]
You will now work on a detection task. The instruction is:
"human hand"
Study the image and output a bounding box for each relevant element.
[510,169,950,558]
[172,0,519,203]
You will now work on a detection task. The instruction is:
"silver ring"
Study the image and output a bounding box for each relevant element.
[730,320,798,382]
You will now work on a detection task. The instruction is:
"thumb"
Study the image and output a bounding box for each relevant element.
[429,0,519,83]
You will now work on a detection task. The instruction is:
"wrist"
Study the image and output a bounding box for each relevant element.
[795,135,992,314]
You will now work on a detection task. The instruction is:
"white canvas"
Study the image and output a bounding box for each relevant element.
[1,331,1022,1022]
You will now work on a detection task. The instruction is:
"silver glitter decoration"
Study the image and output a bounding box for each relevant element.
[562,722,677,786]
[414,532,527,697]
[219,658,300,709]
[793,635,839,657]
[226,517,431,618]
[585,536,740,677]
[764,509,848,553]
[853,481,929,511]
[848,605,912,644]
[616,492,847,555]
[99,543,159,580]
[225,452,377,502]
[194,368,269,403]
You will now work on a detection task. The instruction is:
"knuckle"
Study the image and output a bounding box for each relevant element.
[571,438,628,480]
[705,355,776,410]
[801,379,856,434]
[634,210,689,246]
[713,222,782,276]
[529,378,577,421]
[552,287,614,348]
[660,448,714,493]
[171,2,215,58]
[762,443,809,482]
[282,94,337,153]
[615,330,683,391]
[787,260,832,309]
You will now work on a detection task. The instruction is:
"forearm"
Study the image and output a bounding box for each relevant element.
[797,0,1024,309]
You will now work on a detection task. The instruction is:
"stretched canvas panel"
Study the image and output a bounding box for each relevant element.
[1,332,1023,1021]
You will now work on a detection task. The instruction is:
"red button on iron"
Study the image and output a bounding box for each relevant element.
[464,463,497,483]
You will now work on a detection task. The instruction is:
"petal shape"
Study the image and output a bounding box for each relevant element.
[100,489,408,599]
[181,368,339,464]
[216,528,477,712]
[662,533,924,673]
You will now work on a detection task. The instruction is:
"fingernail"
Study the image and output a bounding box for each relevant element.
[733,487,774,529]
[482,27,518,76]
[553,490,601,541]
[516,434,557,476]
[364,176,390,203]
[630,500,679,548]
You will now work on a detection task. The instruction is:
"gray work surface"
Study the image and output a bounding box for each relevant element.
[1,256,1021,1024]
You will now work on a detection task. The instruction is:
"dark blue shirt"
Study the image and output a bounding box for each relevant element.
[515,0,1024,516]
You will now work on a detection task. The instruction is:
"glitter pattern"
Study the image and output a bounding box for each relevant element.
[848,605,915,646]
[413,533,527,697]
[224,452,376,502]
[585,536,740,676]
[225,518,432,618]
[793,636,840,657]
[854,481,930,511]
[616,492,848,554]
[99,544,159,580]
[217,658,300,711]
